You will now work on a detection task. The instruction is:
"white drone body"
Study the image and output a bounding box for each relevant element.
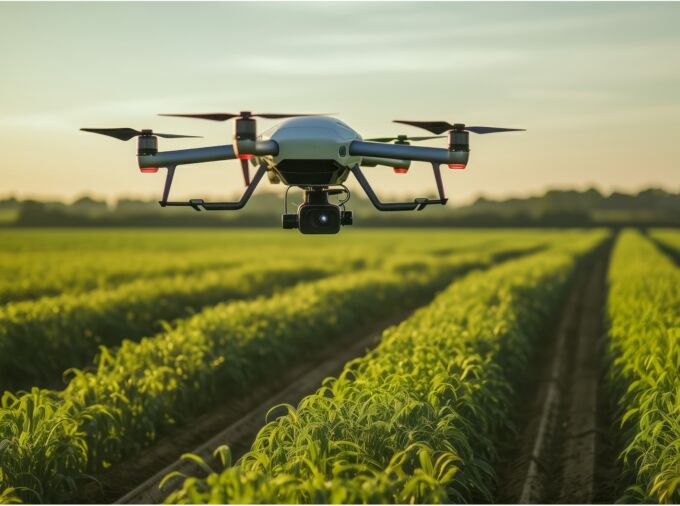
[81,112,524,233]
[260,116,363,186]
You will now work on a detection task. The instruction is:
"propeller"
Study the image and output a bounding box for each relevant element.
[366,134,445,144]
[393,120,525,135]
[80,128,200,141]
[159,111,330,122]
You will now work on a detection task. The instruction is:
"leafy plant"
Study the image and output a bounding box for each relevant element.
[606,230,680,503]
[0,246,516,502]
[0,229,592,502]
[0,261,335,389]
[166,233,607,504]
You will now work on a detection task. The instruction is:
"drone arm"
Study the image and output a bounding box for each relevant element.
[360,156,410,170]
[160,163,267,211]
[349,140,468,165]
[350,164,447,212]
[137,140,278,169]
[139,144,235,169]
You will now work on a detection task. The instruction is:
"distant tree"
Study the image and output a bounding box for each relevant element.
[72,196,107,208]
[115,198,158,214]
[0,196,19,209]
[6,186,680,228]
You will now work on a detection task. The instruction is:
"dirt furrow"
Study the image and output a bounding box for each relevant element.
[498,243,612,503]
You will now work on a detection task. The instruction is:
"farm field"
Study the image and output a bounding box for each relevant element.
[0,228,678,504]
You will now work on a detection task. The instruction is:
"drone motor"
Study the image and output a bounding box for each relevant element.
[137,131,158,156]
[448,129,470,153]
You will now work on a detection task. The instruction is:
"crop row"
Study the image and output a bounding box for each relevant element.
[0,242,395,305]
[605,231,680,503]
[0,229,563,255]
[0,232,552,391]
[0,245,439,390]
[165,232,608,504]
[0,229,571,304]
[0,243,369,305]
[0,261,336,389]
[0,246,516,503]
[648,229,680,264]
[0,250,243,305]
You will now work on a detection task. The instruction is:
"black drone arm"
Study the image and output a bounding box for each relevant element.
[137,140,278,169]
[348,140,467,165]
[136,141,278,212]
[350,164,447,212]
[348,140,470,211]
[160,163,267,211]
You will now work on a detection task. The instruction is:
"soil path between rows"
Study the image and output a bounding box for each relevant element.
[496,240,619,503]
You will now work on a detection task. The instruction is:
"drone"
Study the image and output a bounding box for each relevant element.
[81,113,524,234]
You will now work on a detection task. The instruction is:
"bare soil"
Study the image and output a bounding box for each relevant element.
[496,241,621,503]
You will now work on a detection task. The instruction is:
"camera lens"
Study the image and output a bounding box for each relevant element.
[298,204,341,234]
[313,213,332,227]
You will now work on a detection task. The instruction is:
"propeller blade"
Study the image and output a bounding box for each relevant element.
[254,113,330,119]
[393,120,453,135]
[240,158,251,186]
[407,135,445,141]
[366,135,445,143]
[154,132,202,138]
[80,128,142,141]
[393,120,525,135]
[159,113,239,122]
[464,126,526,134]
[366,137,399,143]
[160,112,331,121]
[80,128,200,141]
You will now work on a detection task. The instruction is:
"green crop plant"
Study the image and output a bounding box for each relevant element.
[648,229,680,264]
[0,230,593,502]
[606,230,680,503]
[0,229,560,390]
[0,244,527,503]
[0,250,243,305]
[165,232,608,504]
[0,229,578,305]
[0,261,338,389]
[0,487,21,505]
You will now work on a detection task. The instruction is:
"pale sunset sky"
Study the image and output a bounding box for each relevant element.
[1,2,679,204]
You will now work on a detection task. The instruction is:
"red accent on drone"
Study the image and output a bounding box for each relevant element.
[238,154,255,160]
[393,167,409,174]
[140,167,159,173]
[447,163,467,169]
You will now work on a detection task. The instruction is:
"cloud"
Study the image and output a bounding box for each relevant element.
[212,47,523,77]
[0,88,294,132]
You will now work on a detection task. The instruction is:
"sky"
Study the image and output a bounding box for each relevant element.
[1,1,679,205]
